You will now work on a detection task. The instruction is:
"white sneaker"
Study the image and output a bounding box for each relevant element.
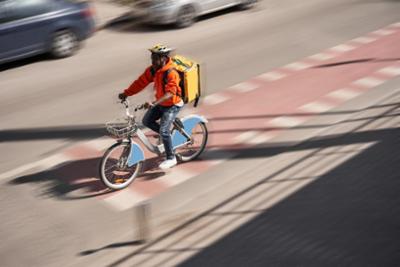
[159,157,177,169]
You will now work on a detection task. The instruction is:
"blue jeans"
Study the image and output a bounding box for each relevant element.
[142,105,182,160]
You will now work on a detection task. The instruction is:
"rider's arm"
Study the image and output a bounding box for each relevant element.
[153,92,173,106]
[163,69,180,97]
[152,71,179,105]
[123,67,154,96]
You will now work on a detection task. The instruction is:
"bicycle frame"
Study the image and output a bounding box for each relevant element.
[118,100,207,167]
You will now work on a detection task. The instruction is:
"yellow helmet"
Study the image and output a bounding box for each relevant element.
[148,44,173,54]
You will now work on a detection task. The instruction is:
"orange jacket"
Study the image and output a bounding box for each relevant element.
[124,59,182,107]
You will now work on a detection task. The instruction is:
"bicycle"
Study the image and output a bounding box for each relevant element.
[99,99,208,190]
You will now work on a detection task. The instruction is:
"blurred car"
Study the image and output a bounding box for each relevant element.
[0,0,95,64]
[132,0,257,28]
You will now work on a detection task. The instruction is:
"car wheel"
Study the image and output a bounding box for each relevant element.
[51,29,79,58]
[238,0,257,10]
[176,5,196,28]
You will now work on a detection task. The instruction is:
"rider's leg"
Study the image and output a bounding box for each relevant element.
[159,105,181,165]
[142,106,162,133]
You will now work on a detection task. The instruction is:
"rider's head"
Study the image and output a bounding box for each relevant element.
[149,44,173,70]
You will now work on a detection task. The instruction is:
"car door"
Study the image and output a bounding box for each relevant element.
[197,0,235,15]
[198,0,224,14]
[0,0,19,61]
[0,0,55,62]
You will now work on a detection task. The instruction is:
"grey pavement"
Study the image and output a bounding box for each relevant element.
[1,1,400,266]
[94,79,400,267]
[1,0,400,173]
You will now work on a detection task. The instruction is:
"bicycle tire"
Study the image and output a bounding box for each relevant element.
[99,141,142,190]
[175,122,208,162]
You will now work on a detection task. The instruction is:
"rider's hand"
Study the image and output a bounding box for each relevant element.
[118,93,127,101]
[144,102,155,109]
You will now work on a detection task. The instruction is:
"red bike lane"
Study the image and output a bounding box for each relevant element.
[11,22,400,211]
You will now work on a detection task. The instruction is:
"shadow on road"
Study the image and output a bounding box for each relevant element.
[7,154,168,200]
[313,57,400,68]
[0,109,357,143]
[97,101,400,267]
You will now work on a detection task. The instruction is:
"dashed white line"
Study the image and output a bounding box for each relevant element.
[102,189,147,211]
[85,137,115,151]
[247,133,274,145]
[351,36,377,44]
[327,88,360,101]
[309,53,334,61]
[373,29,395,36]
[162,169,196,187]
[284,62,311,71]
[229,82,259,93]
[202,148,236,166]
[299,101,334,113]
[257,71,286,81]
[203,94,228,105]
[269,116,305,128]
[330,44,355,52]
[0,153,70,180]
[390,22,400,28]
[353,77,384,88]
[233,131,262,144]
[378,66,400,77]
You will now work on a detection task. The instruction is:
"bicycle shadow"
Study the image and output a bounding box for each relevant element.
[8,154,169,200]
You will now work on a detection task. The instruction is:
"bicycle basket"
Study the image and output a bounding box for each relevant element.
[106,119,137,139]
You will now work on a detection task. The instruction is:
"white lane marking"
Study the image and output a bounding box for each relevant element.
[85,137,116,151]
[327,88,361,101]
[233,131,262,144]
[373,29,395,36]
[330,44,355,52]
[229,82,259,93]
[0,154,70,180]
[390,22,400,28]
[309,53,334,61]
[102,189,147,211]
[257,71,286,81]
[202,149,236,166]
[284,62,311,71]
[233,131,274,146]
[162,169,196,187]
[353,77,384,88]
[299,101,334,113]
[269,116,305,128]
[351,36,377,44]
[203,94,228,105]
[247,133,274,145]
[378,66,400,77]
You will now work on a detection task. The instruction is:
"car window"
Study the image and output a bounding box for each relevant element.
[15,0,55,19]
[2,0,56,22]
[0,0,14,23]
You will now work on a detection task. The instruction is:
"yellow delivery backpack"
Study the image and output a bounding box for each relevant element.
[163,55,201,107]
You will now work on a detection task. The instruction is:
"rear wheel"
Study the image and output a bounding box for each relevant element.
[99,142,142,190]
[50,29,79,58]
[175,122,208,162]
[175,5,196,28]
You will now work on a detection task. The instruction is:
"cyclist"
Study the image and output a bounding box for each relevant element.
[118,44,183,169]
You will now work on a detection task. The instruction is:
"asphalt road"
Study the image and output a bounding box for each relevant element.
[1,0,400,174]
[1,1,400,266]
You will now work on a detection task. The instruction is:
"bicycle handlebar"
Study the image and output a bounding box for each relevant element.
[120,99,147,119]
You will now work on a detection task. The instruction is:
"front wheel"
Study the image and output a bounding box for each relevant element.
[99,142,142,190]
[175,122,208,162]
